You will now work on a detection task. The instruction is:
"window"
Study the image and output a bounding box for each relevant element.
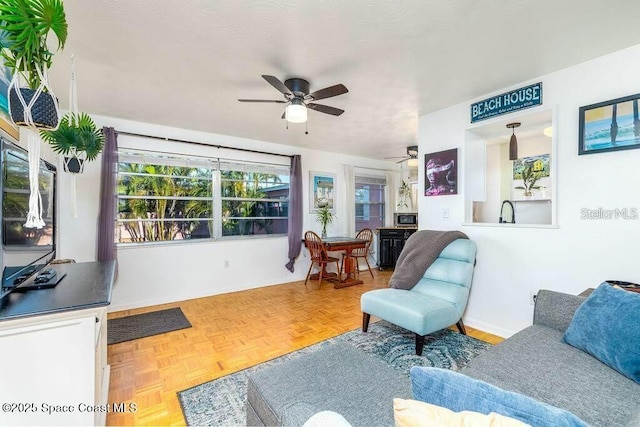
[116,151,289,244]
[219,162,290,237]
[355,175,385,230]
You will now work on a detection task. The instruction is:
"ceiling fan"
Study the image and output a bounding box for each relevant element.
[238,75,348,123]
[385,146,419,166]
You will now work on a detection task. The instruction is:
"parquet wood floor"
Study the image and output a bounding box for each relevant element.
[106,269,503,426]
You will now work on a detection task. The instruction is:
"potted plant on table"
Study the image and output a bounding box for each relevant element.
[315,199,335,239]
[40,112,104,173]
[0,0,67,128]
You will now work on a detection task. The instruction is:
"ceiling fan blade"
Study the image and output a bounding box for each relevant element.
[308,84,348,101]
[384,155,409,160]
[238,99,287,103]
[396,158,409,164]
[262,75,292,96]
[307,103,344,116]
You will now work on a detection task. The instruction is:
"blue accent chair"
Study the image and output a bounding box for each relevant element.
[361,238,477,355]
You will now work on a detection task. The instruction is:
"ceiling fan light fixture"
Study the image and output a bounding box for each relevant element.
[407,158,419,167]
[240,75,347,127]
[285,99,307,123]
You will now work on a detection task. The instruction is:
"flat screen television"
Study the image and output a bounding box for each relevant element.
[0,136,56,300]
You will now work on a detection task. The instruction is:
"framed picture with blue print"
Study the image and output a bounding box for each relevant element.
[309,171,336,212]
[579,93,640,155]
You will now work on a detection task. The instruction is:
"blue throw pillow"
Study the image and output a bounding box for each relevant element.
[563,282,640,384]
[410,367,586,427]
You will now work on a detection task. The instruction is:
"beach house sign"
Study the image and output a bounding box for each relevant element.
[470,82,543,123]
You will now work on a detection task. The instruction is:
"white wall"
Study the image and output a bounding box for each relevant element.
[56,116,396,311]
[418,45,640,337]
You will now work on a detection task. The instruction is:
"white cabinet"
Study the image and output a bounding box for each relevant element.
[0,306,110,426]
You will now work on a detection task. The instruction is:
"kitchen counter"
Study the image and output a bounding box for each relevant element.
[376,226,418,230]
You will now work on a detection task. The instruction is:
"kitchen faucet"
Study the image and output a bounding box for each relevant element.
[499,200,515,224]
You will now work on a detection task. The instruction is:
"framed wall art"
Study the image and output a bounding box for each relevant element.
[425,148,457,196]
[512,154,550,179]
[0,61,18,139]
[579,93,640,155]
[309,171,336,212]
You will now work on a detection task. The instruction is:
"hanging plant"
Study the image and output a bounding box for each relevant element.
[397,180,411,208]
[0,0,67,128]
[40,112,104,173]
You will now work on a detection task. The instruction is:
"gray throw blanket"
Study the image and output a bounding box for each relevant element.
[389,230,469,290]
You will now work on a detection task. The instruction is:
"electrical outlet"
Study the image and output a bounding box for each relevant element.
[442,208,449,219]
[530,291,537,306]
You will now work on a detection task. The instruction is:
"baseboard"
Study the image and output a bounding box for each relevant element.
[462,317,517,339]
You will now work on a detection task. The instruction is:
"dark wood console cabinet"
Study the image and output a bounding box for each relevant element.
[377,228,417,270]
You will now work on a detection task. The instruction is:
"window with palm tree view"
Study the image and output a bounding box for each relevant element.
[117,151,289,243]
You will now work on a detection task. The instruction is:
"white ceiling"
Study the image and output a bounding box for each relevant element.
[48,0,640,161]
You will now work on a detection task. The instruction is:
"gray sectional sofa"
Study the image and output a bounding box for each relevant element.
[461,290,640,426]
[246,290,640,426]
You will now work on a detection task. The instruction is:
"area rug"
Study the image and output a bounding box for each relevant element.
[108,307,192,345]
[178,321,492,426]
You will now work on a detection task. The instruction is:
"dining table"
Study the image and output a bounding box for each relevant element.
[305,236,368,289]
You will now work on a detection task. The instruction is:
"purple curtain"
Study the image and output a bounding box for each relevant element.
[285,155,302,272]
[97,127,118,262]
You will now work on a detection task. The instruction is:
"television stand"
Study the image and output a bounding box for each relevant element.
[0,260,115,426]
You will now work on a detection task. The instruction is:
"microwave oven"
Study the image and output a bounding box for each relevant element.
[394,213,418,227]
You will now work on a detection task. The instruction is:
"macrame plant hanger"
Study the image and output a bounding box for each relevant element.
[7,59,60,229]
[67,55,84,218]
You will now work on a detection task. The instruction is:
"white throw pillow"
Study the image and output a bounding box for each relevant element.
[393,398,530,427]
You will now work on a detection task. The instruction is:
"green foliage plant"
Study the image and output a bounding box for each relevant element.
[0,0,68,90]
[40,112,104,161]
[315,203,335,237]
[397,180,411,208]
[515,164,544,197]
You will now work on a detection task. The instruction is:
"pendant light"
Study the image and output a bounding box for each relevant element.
[506,122,521,160]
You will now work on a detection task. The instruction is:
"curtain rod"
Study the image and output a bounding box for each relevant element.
[354,165,394,172]
[115,130,294,159]
[119,146,289,168]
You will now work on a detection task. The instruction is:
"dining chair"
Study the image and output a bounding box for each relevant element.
[304,231,341,286]
[341,228,374,278]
